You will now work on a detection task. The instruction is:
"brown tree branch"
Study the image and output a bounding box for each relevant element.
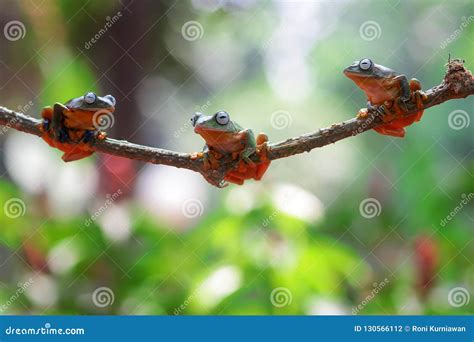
[0,59,473,187]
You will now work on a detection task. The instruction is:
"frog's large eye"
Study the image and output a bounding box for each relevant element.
[84,92,97,104]
[359,58,373,71]
[105,95,116,106]
[215,111,230,125]
[191,113,202,127]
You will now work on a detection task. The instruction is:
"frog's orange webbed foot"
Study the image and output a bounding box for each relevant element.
[191,151,211,171]
[190,152,204,160]
[374,125,406,138]
[224,174,245,185]
[61,148,94,162]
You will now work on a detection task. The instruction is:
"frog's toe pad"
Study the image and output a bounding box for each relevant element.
[357,109,369,119]
[256,133,269,145]
[190,152,204,160]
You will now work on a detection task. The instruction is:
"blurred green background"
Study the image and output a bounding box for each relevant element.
[0,0,472,315]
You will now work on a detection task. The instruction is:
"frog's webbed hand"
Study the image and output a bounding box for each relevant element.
[256,133,269,160]
[190,144,221,171]
[394,74,411,102]
[363,101,393,122]
[82,130,107,144]
[409,78,428,112]
[52,103,68,142]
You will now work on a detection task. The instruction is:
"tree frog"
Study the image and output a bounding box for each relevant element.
[190,111,270,185]
[40,92,116,162]
[344,58,427,137]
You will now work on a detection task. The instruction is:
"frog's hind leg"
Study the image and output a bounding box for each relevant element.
[254,162,270,181]
[374,124,406,138]
[224,173,245,185]
[51,103,68,140]
[61,147,94,162]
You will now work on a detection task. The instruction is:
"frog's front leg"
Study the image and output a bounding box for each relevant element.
[409,78,427,122]
[190,144,220,171]
[255,133,271,180]
[394,74,411,102]
[238,129,257,169]
[366,101,394,122]
[82,130,107,144]
[51,103,69,142]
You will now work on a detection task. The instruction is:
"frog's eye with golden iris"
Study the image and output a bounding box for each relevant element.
[215,111,230,125]
[84,92,97,104]
[359,58,373,71]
